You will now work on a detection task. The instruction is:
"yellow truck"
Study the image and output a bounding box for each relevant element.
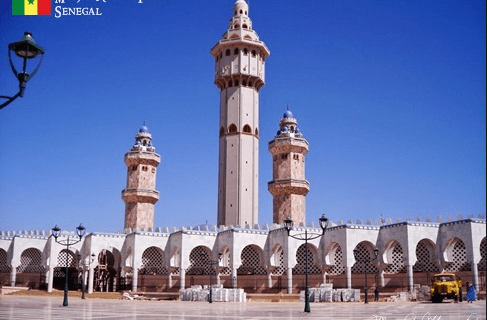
[430,272,462,303]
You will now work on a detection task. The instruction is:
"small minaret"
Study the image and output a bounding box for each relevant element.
[211,0,270,227]
[122,124,161,230]
[268,108,310,226]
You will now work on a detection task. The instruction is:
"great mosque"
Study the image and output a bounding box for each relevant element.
[1,0,485,296]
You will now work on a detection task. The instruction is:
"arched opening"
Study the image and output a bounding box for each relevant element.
[384,241,406,273]
[0,249,10,285]
[225,49,230,56]
[186,246,214,275]
[53,249,79,291]
[228,123,238,133]
[352,241,378,274]
[293,244,320,274]
[243,48,248,55]
[326,243,345,275]
[242,24,248,29]
[243,124,251,133]
[234,48,239,55]
[94,249,117,292]
[444,238,470,272]
[237,245,266,275]
[16,248,45,289]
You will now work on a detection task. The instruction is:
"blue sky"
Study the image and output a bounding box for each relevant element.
[0,0,485,233]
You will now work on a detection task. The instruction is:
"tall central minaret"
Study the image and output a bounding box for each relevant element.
[211,0,270,227]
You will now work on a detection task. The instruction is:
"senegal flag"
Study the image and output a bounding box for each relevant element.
[12,0,51,15]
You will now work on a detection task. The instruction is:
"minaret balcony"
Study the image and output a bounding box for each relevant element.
[122,188,160,204]
[124,151,161,166]
[268,138,309,155]
[268,179,310,196]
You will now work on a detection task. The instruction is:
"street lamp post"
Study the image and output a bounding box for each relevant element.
[1,32,44,110]
[353,247,379,304]
[77,253,95,299]
[52,224,86,307]
[284,214,329,313]
[202,252,222,303]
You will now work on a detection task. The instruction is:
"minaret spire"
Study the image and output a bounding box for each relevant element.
[211,0,270,227]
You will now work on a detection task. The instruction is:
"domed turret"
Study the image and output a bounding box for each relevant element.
[233,0,249,17]
[139,124,150,133]
[283,109,294,118]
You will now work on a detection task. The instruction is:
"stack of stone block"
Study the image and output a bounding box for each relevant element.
[300,284,360,303]
[179,285,246,302]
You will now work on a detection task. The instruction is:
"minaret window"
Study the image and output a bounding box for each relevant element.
[243,124,251,133]
[225,49,230,56]
[234,48,239,55]
[235,80,239,86]
[249,81,253,87]
[228,80,233,87]
[251,50,256,57]
[228,123,238,133]
[281,154,288,160]
[234,24,240,29]
[243,48,248,55]
[242,24,248,29]
[242,79,247,86]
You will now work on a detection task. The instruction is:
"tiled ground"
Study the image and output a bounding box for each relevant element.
[0,296,485,320]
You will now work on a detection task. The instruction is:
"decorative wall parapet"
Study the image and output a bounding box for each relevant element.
[90,232,126,238]
[440,218,485,227]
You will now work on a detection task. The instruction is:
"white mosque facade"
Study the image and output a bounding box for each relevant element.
[1,0,485,296]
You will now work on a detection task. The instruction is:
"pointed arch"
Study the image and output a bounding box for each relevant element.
[413,239,439,272]
[293,243,320,274]
[0,248,9,273]
[351,241,378,274]
[228,123,238,134]
[139,246,167,275]
[237,245,266,275]
[479,237,486,271]
[17,248,44,273]
[383,241,406,274]
[326,243,345,275]
[443,237,470,272]
[243,124,251,133]
[186,245,215,275]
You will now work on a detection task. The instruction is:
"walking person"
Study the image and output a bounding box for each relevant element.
[466,283,476,303]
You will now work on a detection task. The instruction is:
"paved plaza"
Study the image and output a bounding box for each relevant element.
[0,296,485,320]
